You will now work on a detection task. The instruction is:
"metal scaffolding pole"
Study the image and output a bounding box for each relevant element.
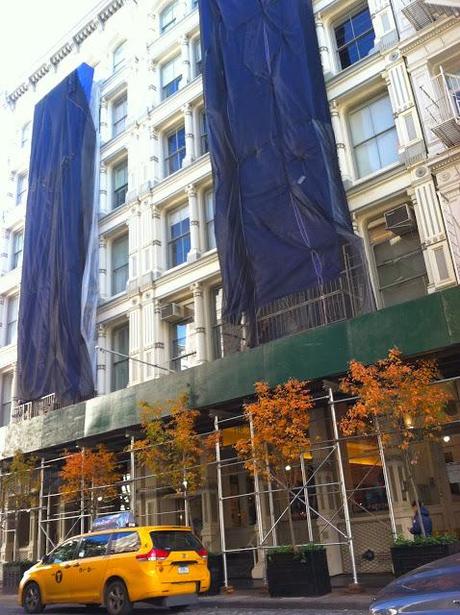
[375,418,398,540]
[130,436,136,516]
[214,415,229,589]
[329,387,359,586]
[300,453,314,542]
[265,450,278,546]
[37,457,45,559]
[249,414,265,550]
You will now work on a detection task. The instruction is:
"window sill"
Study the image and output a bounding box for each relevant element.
[348,161,403,190]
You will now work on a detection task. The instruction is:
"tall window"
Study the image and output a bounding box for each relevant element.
[168,206,190,267]
[161,55,182,99]
[200,111,208,155]
[16,173,27,205]
[113,159,128,209]
[111,324,129,391]
[0,372,13,427]
[6,295,19,346]
[112,94,127,138]
[369,213,427,307]
[160,1,178,33]
[21,122,31,148]
[212,287,223,360]
[171,320,194,372]
[335,7,375,70]
[350,95,399,178]
[204,190,216,250]
[111,234,129,295]
[12,230,24,270]
[194,38,202,77]
[165,126,186,175]
[113,41,127,72]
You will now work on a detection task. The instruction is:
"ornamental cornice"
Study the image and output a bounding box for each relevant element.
[6,0,127,106]
[427,147,460,172]
[400,17,457,54]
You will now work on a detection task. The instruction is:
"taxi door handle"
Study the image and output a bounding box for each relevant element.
[64,563,80,569]
[72,563,80,568]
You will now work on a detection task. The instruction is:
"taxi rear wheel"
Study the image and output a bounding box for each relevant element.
[104,580,133,615]
[23,582,44,614]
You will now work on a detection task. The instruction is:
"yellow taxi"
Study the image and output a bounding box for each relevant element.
[19,524,210,615]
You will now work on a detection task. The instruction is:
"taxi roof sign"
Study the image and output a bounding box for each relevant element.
[91,511,136,532]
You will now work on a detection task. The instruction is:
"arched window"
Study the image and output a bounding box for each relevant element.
[160,1,178,33]
[113,41,127,72]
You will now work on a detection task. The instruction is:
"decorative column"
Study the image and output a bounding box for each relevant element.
[154,300,166,378]
[100,97,110,143]
[150,125,162,183]
[329,100,352,187]
[192,282,207,365]
[98,237,108,301]
[436,168,460,282]
[180,35,191,86]
[410,167,457,291]
[382,52,425,167]
[186,184,200,262]
[11,362,17,419]
[100,163,108,215]
[0,228,10,275]
[314,13,332,78]
[182,103,195,167]
[151,204,163,278]
[96,324,107,396]
[128,297,142,385]
[128,203,141,292]
[367,0,398,52]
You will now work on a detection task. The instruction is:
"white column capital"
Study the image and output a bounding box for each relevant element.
[186,183,197,198]
[182,102,192,116]
[191,281,203,296]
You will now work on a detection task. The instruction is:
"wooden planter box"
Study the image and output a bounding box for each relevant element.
[206,554,224,595]
[2,562,34,594]
[391,542,460,577]
[267,550,331,597]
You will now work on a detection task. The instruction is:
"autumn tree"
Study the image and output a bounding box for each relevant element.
[0,450,39,559]
[340,347,450,535]
[59,445,121,521]
[234,379,313,549]
[135,394,213,527]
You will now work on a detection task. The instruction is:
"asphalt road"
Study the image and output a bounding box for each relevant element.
[0,602,368,615]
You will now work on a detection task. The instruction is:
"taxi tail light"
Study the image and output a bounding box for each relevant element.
[136,548,170,562]
[196,548,208,559]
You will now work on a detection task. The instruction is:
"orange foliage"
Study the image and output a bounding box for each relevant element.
[235,379,313,482]
[340,348,450,449]
[59,445,121,507]
[135,394,213,494]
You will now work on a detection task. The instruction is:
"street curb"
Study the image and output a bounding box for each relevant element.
[199,595,373,611]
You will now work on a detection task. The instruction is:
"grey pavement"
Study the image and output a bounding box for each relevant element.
[0,591,370,615]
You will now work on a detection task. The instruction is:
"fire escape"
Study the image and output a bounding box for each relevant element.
[402,0,460,30]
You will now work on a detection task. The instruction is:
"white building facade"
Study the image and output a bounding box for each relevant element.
[0,0,459,422]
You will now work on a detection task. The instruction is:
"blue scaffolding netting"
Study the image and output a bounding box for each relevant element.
[17,63,97,406]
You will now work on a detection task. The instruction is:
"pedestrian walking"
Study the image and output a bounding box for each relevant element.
[409,500,433,537]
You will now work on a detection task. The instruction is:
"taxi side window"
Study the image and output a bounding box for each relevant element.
[110,531,140,554]
[78,534,110,559]
[48,539,80,564]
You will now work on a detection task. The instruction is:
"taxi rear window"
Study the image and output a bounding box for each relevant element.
[110,531,141,554]
[150,531,202,551]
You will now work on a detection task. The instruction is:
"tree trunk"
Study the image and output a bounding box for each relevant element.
[404,451,426,537]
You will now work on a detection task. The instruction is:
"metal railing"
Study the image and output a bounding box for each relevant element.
[425,71,460,146]
[13,393,59,422]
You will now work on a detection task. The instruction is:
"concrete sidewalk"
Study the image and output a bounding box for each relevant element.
[0,588,374,612]
[200,588,374,611]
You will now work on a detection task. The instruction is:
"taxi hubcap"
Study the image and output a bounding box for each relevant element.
[25,585,39,609]
[108,584,125,613]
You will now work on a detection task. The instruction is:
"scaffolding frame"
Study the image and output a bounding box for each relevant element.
[0,376,458,577]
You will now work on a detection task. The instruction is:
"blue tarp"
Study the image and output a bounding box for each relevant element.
[17,64,97,406]
[199,0,366,322]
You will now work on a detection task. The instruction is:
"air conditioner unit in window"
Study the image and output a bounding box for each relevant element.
[160,302,184,322]
[384,204,417,236]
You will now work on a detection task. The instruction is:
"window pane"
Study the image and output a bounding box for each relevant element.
[355,140,381,177]
[355,30,375,62]
[376,128,399,168]
[49,539,80,564]
[150,530,203,551]
[370,96,395,134]
[6,295,19,345]
[112,235,128,295]
[112,324,129,391]
[352,8,373,36]
[381,276,427,307]
[114,161,128,190]
[111,531,140,554]
[160,1,178,33]
[113,41,126,70]
[335,8,374,70]
[78,534,110,559]
[1,373,13,427]
[350,106,374,146]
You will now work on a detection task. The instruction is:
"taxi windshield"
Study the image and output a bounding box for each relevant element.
[150,530,202,552]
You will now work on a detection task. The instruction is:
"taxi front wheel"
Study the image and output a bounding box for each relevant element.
[104,580,133,615]
[23,582,45,614]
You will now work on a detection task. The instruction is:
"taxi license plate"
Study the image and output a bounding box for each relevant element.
[178,565,189,574]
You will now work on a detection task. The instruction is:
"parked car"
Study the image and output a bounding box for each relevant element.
[19,525,210,615]
[370,552,460,614]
